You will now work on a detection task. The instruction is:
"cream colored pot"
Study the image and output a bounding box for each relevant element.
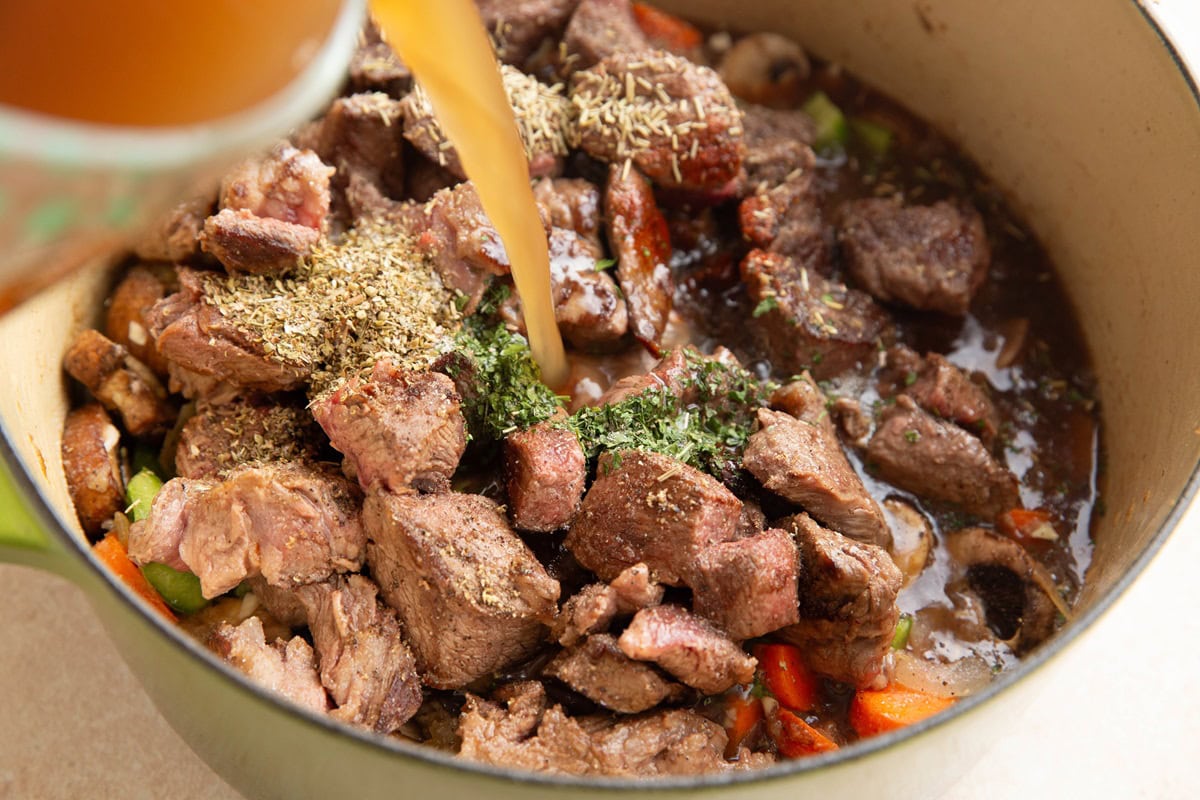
[2,1,1198,798]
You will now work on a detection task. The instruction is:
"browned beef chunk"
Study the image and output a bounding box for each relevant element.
[347,19,411,95]
[741,248,890,379]
[61,404,124,538]
[545,634,682,713]
[561,0,649,71]
[199,209,322,275]
[618,604,756,693]
[364,491,560,688]
[297,574,422,733]
[63,329,174,437]
[571,51,745,191]
[838,197,990,316]
[219,143,333,232]
[690,528,800,641]
[148,268,311,393]
[738,164,829,268]
[532,177,603,249]
[127,463,365,598]
[404,155,460,203]
[739,105,817,192]
[736,499,768,539]
[309,92,405,224]
[609,562,663,612]
[525,227,629,350]
[174,398,322,481]
[477,0,581,65]
[164,363,244,405]
[310,362,465,494]
[831,396,872,445]
[459,681,739,776]
[881,346,999,446]
[866,396,1019,516]
[565,450,741,585]
[944,528,1060,654]
[209,616,330,713]
[552,582,619,646]
[504,420,587,531]
[605,163,672,353]
[594,346,690,405]
[743,377,890,548]
[132,197,210,263]
[104,263,176,376]
[778,513,902,688]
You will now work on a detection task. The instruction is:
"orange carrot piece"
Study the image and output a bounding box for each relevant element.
[996,507,1056,544]
[722,691,765,757]
[757,643,820,713]
[631,2,702,52]
[771,708,839,758]
[849,685,955,737]
[93,533,177,621]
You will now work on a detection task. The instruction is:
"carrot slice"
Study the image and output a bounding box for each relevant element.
[849,685,955,737]
[771,707,839,757]
[721,690,765,756]
[996,507,1057,544]
[756,643,820,713]
[93,533,177,622]
[630,2,702,52]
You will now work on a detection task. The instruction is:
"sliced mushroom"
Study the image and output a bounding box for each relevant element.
[61,403,125,538]
[717,33,811,108]
[883,497,932,585]
[944,527,1063,654]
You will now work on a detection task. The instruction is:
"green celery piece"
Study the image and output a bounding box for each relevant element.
[802,91,848,153]
[850,117,893,159]
[125,468,163,523]
[141,563,209,615]
[892,613,913,650]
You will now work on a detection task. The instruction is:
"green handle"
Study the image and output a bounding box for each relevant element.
[0,455,74,576]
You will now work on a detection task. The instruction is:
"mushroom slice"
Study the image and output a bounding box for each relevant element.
[883,498,932,585]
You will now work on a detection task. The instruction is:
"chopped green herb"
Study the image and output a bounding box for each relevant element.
[595,257,617,272]
[752,295,780,318]
[904,371,919,387]
[904,429,921,444]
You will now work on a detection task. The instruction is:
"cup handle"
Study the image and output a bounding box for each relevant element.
[0,455,74,576]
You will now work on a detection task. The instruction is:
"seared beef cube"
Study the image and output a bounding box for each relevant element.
[882,346,999,446]
[298,575,422,733]
[311,362,466,494]
[104,263,176,375]
[738,169,830,268]
[604,163,672,352]
[310,93,405,223]
[533,177,603,249]
[164,363,243,405]
[571,51,745,192]
[609,562,663,612]
[617,604,756,693]
[209,617,330,713]
[739,105,817,192]
[128,463,365,598]
[831,396,872,445]
[364,491,560,689]
[743,376,890,547]
[545,633,682,713]
[586,708,758,774]
[60,404,124,538]
[690,528,800,641]
[132,197,210,263]
[552,582,619,646]
[63,329,174,437]
[944,527,1060,654]
[477,0,581,65]
[778,513,901,688]
[838,197,990,316]
[594,346,690,405]
[562,0,650,71]
[174,399,323,480]
[347,19,411,95]
[866,396,1018,516]
[741,248,890,379]
[505,420,587,531]
[200,209,321,275]
[218,143,333,232]
[148,268,312,393]
[565,449,742,585]
[736,498,768,539]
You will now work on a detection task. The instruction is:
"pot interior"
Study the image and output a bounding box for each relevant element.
[2,0,1199,791]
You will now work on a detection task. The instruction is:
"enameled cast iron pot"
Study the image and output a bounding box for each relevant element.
[2,1,1198,797]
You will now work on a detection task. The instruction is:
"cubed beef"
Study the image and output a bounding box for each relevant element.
[778,513,901,688]
[831,396,872,445]
[743,377,890,547]
[209,616,330,713]
[562,0,650,71]
[739,105,817,192]
[552,582,619,646]
[60,404,124,538]
[618,604,756,693]
[594,346,690,405]
[477,0,581,65]
[132,197,210,263]
[881,346,999,446]
[311,361,465,494]
[63,329,174,437]
[347,19,410,95]
[609,562,664,612]
[571,51,745,191]
[218,143,333,232]
[148,268,312,393]
[104,263,177,376]
[604,163,672,352]
[838,197,990,316]
[740,248,890,379]
[199,209,321,275]
[298,574,423,732]
[174,399,322,480]
[310,92,405,224]
[565,449,742,585]
[545,633,682,713]
[505,420,587,531]
[128,463,365,598]
[690,528,800,641]
[364,491,560,689]
[738,169,830,268]
[866,396,1019,516]
[532,177,603,249]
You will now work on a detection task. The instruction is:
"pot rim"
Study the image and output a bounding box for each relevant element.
[5,0,1198,791]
